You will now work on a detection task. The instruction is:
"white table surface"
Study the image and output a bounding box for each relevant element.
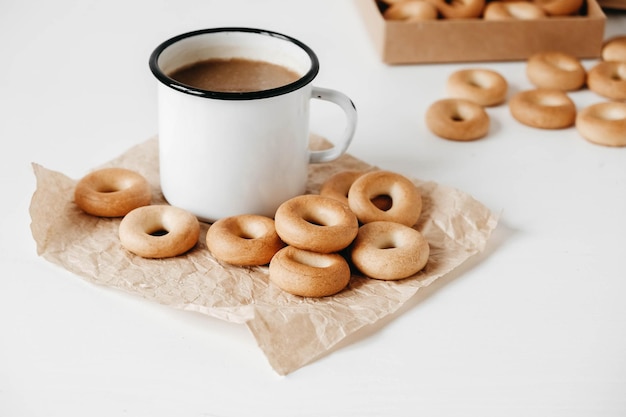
[2,1,625,416]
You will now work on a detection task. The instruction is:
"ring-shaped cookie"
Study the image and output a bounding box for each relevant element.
[509,89,576,129]
[348,170,422,227]
[602,36,626,62]
[206,214,285,266]
[446,69,508,107]
[483,1,546,19]
[383,0,439,21]
[576,102,626,147]
[269,246,351,298]
[119,205,200,258]
[274,194,358,253]
[320,170,393,211]
[74,167,151,217]
[526,51,586,91]
[425,98,490,141]
[587,61,626,101]
[350,221,430,281]
[425,0,485,18]
[319,170,366,206]
[532,0,583,15]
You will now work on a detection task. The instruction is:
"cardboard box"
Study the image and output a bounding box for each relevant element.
[356,0,606,64]
[598,0,626,9]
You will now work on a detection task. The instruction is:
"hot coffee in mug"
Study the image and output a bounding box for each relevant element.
[168,57,301,93]
[149,28,357,223]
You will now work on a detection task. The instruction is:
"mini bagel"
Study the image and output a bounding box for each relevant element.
[425,0,485,18]
[425,98,490,141]
[483,1,546,20]
[526,51,586,91]
[206,214,284,266]
[320,170,393,211]
[532,0,583,15]
[119,205,200,258]
[602,36,626,62]
[274,194,358,253]
[319,170,366,206]
[509,89,576,129]
[576,102,626,147]
[268,246,351,298]
[383,0,438,21]
[446,68,508,107]
[350,221,430,281]
[74,167,151,217]
[348,170,422,227]
[587,61,626,101]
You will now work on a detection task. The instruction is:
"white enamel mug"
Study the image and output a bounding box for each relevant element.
[149,28,357,223]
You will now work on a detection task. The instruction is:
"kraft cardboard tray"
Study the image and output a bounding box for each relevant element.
[356,0,606,64]
[598,0,626,9]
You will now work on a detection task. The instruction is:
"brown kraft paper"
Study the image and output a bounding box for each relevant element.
[29,135,498,375]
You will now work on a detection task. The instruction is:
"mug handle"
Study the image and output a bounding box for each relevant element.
[309,86,358,164]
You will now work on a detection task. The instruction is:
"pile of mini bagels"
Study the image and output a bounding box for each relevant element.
[380,0,585,22]
[74,167,430,298]
[425,35,626,147]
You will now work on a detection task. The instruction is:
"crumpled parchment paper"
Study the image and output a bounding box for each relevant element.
[29,135,498,375]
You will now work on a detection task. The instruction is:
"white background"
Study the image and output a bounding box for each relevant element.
[1,1,625,416]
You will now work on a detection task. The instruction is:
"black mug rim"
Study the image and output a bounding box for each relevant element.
[149,27,320,101]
